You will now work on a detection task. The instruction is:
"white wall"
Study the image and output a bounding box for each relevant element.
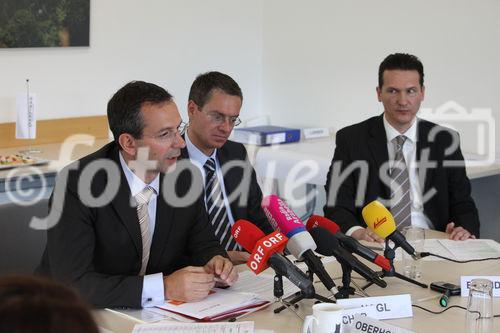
[1,1,499,156]
[262,0,500,155]
[0,0,264,123]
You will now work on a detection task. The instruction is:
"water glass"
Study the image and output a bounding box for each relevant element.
[466,278,494,333]
[401,226,425,279]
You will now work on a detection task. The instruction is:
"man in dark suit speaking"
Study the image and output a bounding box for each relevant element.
[37,81,237,308]
[324,53,480,242]
[180,71,273,264]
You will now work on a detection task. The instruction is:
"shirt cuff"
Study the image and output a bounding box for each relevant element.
[345,226,364,237]
[141,273,165,308]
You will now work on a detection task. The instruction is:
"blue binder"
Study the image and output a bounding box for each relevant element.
[232,126,301,146]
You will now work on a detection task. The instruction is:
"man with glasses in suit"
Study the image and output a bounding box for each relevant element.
[181,71,273,264]
[37,81,237,308]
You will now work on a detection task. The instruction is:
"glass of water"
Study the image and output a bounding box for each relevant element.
[466,278,494,333]
[401,226,425,279]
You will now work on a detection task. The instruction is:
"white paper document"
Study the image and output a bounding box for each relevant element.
[155,287,268,321]
[230,271,300,301]
[132,320,254,333]
[438,239,500,261]
[105,307,192,324]
[395,238,500,261]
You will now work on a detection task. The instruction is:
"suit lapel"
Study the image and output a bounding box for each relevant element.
[416,120,435,195]
[368,116,390,197]
[109,147,142,257]
[148,172,175,270]
[216,145,240,215]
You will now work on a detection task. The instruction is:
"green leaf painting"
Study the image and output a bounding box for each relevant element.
[0,0,90,48]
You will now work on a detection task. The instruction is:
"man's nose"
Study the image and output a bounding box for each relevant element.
[397,92,409,106]
[219,118,233,132]
[173,131,186,148]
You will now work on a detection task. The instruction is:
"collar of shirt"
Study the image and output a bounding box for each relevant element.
[185,130,217,170]
[118,151,160,197]
[383,113,418,145]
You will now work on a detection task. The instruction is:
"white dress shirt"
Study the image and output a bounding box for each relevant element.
[346,115,434,236]
[185,131,237,230]
[383,115,434,230]
[119,152,164,307]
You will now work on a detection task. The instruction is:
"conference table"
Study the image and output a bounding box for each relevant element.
[94,230,500,333]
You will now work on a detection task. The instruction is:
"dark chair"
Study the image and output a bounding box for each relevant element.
[0,199,48,275]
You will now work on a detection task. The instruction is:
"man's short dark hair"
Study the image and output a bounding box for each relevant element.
[378,53,424,88]
[188,71,243,108]
[107,81,173,141]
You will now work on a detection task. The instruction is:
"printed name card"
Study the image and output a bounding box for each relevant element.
[340,306,378,331]
[345,314,414,333]
[460,276,500,297]
[336,294,413,320]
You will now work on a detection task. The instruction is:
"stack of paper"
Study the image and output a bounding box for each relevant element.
[155,288,269,322]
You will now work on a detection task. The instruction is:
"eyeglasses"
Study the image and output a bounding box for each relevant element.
[202,111,242,127]
[141,121,188,142]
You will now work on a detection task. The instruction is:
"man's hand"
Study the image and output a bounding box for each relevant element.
[204,255,238,287]
[351,228,385,243]
[446,222,475,241]
[163,266,215,302]
[227,250,250,265]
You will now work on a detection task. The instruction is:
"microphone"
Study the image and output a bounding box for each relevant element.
[231,220,315,297]
[306,215,391,271]
[361,201,418,259]
[262,195,339,296]
[309,227,387,288]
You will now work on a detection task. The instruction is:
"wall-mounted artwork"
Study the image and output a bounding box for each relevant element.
[0,0,90,48]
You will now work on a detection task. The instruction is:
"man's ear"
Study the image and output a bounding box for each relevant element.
[376,86,382,102]
[118,133,137,156]
[187,100,198,118]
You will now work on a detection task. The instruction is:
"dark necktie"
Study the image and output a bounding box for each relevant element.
[204,158,237,250]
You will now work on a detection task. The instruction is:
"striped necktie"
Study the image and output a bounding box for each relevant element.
[390,135,412,229]
[204,158,237,250]
[135,186,156,276]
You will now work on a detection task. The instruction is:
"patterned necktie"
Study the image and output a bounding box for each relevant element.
[204,158,237,250]
[390,135,412,229]
[135,186,156,276]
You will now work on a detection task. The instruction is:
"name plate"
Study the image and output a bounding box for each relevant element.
[346,314,415,333]
[336,294,413,320]
[460,276,500,297]
[340,306,378,332]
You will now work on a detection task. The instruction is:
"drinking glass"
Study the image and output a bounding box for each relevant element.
[466,278,494,333]
[401,226,425,279]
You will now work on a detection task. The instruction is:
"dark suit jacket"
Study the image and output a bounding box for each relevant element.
[36,142,227,308]
[180,139,273,236]
[324,115,480,236]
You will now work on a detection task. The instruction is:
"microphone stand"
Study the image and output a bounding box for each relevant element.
[334,262,356,299]
[361,239,428,290]
[273,270,335,314]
